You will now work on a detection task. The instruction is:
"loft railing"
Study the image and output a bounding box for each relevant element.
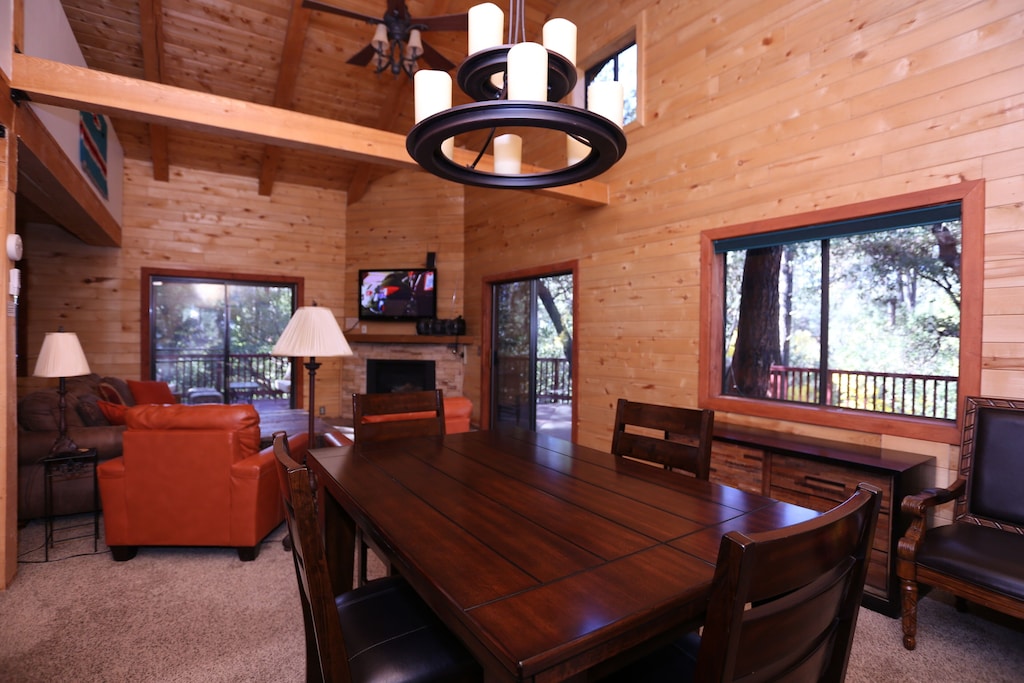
[153,352,292,405]
[768,365,958,421]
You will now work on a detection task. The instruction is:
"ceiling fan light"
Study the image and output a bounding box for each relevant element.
[405,28,423,61]
[371,23,388,52]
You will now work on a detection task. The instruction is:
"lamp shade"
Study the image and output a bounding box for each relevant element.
[33,332,91,378]
[272,306,353,358]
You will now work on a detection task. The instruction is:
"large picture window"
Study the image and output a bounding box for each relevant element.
[141,269,302,407]
[700,182,984,443]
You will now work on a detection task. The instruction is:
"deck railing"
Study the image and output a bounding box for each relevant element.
[153,352,292,404]
[155,354,952,420]
[768,365,958,420]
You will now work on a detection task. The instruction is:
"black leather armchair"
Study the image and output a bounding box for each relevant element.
[897,396,1024,650]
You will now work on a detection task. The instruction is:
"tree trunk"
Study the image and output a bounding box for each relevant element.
[731,246,782,397]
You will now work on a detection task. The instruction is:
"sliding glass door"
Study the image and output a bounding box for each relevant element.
[148,274,296,407]
[491,272,573,440]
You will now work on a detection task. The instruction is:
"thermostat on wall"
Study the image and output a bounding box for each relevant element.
[6,234,22,261]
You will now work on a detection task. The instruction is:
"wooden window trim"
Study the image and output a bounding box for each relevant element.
[698,180,984,444]
[140,267,304,400]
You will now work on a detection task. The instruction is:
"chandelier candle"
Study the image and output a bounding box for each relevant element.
[468,3,504,54]
[542,18,577,66]
[414,70,454,159]
[494,134,522,173]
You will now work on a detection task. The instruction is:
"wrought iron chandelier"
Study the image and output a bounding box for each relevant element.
[406,1,627,190]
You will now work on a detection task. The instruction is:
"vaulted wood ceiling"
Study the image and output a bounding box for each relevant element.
[57,0,559,202]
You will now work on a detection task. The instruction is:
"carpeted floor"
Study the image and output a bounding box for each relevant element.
[2,515,1023,682]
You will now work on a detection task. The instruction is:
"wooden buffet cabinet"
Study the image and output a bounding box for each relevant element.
[711,425,936,617]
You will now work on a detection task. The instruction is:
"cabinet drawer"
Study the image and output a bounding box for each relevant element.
[768,454,894,592]
[769,454,891,513]
[710,441,764,494]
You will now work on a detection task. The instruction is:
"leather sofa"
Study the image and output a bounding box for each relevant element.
[16,374,135,521]
[98,403,299,561]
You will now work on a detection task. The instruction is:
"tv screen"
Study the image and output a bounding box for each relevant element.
[358,268,437,321]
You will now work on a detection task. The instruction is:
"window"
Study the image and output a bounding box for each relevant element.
[586,42,638,127]
[142,269,302,407]
[700,182,984,443]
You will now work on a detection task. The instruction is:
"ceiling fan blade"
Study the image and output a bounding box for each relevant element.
[302,0,382,25]
[416,13,469,32]
[346,44,378,66]
[420,41,455,72]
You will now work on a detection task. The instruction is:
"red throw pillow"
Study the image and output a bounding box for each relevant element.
[127,380,177,405]
[97,400,128,425]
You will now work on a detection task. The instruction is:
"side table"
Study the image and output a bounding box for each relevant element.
[42,447,99,561]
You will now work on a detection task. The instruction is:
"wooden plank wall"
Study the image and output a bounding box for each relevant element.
[17,158,351,416]
[464,0,1024,487]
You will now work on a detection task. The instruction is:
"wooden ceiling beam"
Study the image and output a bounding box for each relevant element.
[11,54,610,207]
[139,0,170,182]
[258,0,312,197]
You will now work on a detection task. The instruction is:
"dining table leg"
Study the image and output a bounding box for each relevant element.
[318,481,357,595]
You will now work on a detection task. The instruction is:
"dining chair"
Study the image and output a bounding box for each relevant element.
[602,483,882,683]
[272,431,481,683]
[611,398,714,479]
[352,389,447,442]
[351,389,446,584]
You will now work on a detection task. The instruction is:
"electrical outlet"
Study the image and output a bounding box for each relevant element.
[319,406,326,416]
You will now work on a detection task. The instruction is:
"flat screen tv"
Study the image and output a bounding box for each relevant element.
[358,268,437,321]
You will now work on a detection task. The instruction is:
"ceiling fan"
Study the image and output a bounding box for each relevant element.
[302,0,469,76]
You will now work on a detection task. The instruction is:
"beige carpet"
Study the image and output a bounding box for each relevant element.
[2,515,1022,682]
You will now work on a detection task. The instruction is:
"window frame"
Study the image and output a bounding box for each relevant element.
[577,18,644,130]
[698,181,984,444]
[140,267,304,403]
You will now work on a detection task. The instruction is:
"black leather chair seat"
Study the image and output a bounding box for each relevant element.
[916,524,1024,601]
[338,575,481,683]
[603,631,700,680]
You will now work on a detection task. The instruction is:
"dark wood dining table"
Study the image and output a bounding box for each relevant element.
[307,427,818,683]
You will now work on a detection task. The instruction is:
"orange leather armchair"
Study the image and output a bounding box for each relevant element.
[98,403,301,561]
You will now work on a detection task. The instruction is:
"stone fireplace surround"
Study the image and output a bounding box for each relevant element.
[341,340,466,422]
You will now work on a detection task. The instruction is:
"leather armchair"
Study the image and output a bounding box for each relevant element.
[98,403,291,561]
[897,396,1024,649]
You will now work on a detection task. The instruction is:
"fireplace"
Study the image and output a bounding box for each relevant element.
[366,359,436,394]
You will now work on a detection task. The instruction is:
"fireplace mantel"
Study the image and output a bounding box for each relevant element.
[348,334,474,345]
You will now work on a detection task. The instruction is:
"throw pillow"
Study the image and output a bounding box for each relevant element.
[76,393,109,426]
[97,400,128,425]
[99,377,135,406]
[127,379,177,405]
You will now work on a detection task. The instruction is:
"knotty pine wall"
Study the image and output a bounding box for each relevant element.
[464,0,1024,490]
[17,158,352,417]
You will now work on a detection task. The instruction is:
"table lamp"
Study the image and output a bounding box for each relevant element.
[33,329,92,454]
[272,303,353,448]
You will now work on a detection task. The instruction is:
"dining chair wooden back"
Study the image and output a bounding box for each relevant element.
[611,398,714,479]
[272,431,482,683]
[350,390,446,585]
[352,389,446,443]
[602,483,881,683]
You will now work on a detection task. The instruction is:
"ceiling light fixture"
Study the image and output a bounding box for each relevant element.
[407,1,627,190]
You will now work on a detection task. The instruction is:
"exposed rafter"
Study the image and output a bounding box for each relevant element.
[139,0,170,182]
[258,0,312,197]
[11,54,610,207]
